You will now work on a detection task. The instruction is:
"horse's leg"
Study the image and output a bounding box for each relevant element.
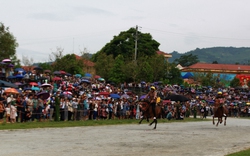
[224,116,227,126]
[147,117,149,122]
[213,116,215,125]
[153,119,157,129]
[216,118,220,126]
[149,119,155,126]
[139,116,144,124]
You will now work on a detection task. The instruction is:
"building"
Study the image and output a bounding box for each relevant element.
[156,50,172,61]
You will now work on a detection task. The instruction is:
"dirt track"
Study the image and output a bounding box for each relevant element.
[1,117,250,156]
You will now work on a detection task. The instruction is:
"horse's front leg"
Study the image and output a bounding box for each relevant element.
[224,117,227,126]
[139,116,144,124]
[213,116,215,125]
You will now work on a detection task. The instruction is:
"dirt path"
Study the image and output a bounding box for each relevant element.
[1,117,250,156]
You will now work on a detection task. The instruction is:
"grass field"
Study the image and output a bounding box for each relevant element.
[0,117,206,130]
[226,148,250,156]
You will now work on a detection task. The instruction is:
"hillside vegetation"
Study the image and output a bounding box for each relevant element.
[168,47,250,64]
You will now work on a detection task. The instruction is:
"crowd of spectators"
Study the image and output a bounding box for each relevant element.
[0,74,250,124]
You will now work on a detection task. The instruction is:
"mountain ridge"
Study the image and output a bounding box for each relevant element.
[168,47,250,64]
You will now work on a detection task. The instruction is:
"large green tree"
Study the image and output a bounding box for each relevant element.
[174,54,199,67]
[92,27,160,61]
[0,23,20,65]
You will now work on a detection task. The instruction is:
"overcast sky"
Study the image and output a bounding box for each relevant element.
[1,0,250,63]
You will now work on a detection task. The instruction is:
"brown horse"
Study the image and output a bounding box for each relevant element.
[138,99,163,129]
[212,106,228,126]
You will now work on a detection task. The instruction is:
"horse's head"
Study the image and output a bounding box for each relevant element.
[139,99,150,111]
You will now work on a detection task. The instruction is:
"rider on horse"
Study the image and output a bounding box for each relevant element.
[215,91,226,117]
[144,86,157,120]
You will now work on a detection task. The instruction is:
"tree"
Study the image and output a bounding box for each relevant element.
[49,47,64,62]
[230,77,241,88]
[53,54,84,75]
[92,27,160,61]
[0,23,19,64]
[174,54,199,67]
[108,55,125,84]
[94,53,114,80]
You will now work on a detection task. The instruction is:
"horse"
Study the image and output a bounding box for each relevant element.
[138,99,163,129]
[212,106,228,126]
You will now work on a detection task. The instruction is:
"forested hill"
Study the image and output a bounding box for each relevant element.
[168,47,250,64]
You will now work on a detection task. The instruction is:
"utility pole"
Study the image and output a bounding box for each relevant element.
[134,25,138,61]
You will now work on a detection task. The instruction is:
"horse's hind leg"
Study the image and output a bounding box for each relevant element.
[213,117,215,125]
[216,118,220,126]
[224,117,227,126]
[149,119,155,126]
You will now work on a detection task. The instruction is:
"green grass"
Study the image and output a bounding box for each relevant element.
[0,117,206,130]
[226,148,250,156]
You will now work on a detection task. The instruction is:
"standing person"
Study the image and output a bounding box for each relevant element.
[10,104,17,123]
[26,94,33,121]
[88,98,94,120]
[15,95,23,122]
[0,101,5,123]
[108,100,113,120]
[64,98,69,121]
[37,98,44,122]
[72,98,78,121]
[144,86,157,121]
[49,96,55,121]
[93,100,98,120]
[67,98,73,121]
[60,98,65,121]
[116,100,121,119]
[5,103,11,123]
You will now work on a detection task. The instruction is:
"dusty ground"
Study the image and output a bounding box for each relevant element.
[1,117,250,156]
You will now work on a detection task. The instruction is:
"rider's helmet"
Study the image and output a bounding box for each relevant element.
[150,86,156,90]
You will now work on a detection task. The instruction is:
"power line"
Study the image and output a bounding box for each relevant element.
[142,27,250,41]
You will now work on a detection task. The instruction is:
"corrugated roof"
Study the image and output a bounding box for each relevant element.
[188,63,250,71]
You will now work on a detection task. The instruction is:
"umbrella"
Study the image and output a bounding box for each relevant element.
[4,88,19,94]
[81,79,91,84]
[7,76,16,79]
[63,91,72,95]
[164,94,190,102]
[34,66,43,70]
[98,78,105,81]
[121,94,130,99]
[41,83,52,87]
[84,73,92,77]
[15,75,24,79]
[98,92,110,96]
[60,70,66,75]
[2,59,11,63]
[52,77,61,81]
[44,70,51,73]
[37,91,50,100]
[0,80,18,88]
[31,86,40,91]
[53,71,61,75]
[8,64,14,67]
[15,68,25,72]
[140,95,147,100]
[94,75,101,79]
[110,94,120,99]
[75,74,82,77]
[14,82,22,86]
[29,82,38,86]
